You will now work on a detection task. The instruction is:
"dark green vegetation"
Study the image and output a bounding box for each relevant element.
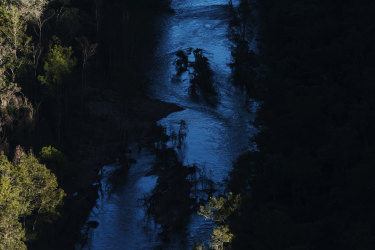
[0,149,65,249]
[198,193,241,250]
[0,0,177,249]
[227,0,375,249]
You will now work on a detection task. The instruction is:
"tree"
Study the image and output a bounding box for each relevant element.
[39,145,67,169]
[198,193,241,249]
[0,0,53,76]
[0,6,34,151]
[0,2,31,82]
[76,36,97,102]
[38,38,76,93]
[0,151,65,247]
[0,155,26,250]
[16,153,65,218]
[39,145,68,184]
[20,0,54,75]
[198,192,241,223]
[38,37,76,143]
[2,0,51,25]
[210,225,234,250]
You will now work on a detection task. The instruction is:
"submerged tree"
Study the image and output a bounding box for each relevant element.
[191,49,217,102]
[190,49,218,105]
[174,48,218,105]
[175,49,189,76]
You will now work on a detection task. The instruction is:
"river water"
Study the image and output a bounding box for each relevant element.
[81,0,257,249]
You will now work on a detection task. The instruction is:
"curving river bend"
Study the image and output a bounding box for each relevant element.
[82,0,257,249]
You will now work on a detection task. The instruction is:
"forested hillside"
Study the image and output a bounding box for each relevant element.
[0,0,174,249]
[3,0,374,249]
[229,0,375,249]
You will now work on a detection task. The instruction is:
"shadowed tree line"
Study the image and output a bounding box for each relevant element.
[226,0,375,249]
[0,0,174,248]
[228,0,263,98]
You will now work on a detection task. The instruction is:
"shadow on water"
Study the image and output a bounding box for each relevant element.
[81,123,217,249]
[174,48,219,106]
[141,123,216,245]
[81,0,257,249]
[228,0,262,97]
[143,146,196,243]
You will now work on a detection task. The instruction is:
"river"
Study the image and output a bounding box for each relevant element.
[81,0,257,249]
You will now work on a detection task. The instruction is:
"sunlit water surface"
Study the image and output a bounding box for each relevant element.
[82,0,257,249]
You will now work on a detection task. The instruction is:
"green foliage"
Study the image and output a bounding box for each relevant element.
[39,145,68,185]
[0,155,26,250]
[198,193,240,249]
[0,0,35,139]
[16,154,65,216]
[39,145,67,169]
[38,37,76,95]
[0,1,32,83]
[0,152,65,248]
[198,192,241,223]
[210,225,234,250]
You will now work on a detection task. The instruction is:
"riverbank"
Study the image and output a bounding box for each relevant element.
[228,0,375,249]
[82,0,257,248]
[32,87,182,249]
[0,0,182,248]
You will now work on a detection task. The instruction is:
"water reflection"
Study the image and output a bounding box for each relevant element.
[82,0,257,249]
[83,150,162,250]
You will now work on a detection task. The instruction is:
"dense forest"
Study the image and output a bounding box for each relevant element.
[1,0,375,249]
[227,0,375,249]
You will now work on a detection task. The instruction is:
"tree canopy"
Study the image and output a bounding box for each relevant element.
[38,38,76,95]
[0,152,65,249]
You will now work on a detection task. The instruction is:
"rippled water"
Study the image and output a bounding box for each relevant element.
[82,0,257,249]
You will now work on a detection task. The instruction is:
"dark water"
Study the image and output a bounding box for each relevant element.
[81,0,257,249]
